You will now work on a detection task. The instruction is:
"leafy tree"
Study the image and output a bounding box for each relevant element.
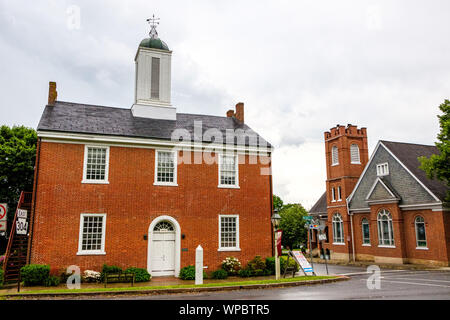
[278,203,308,249]
[0,125,37,247]
[419,100,450,203]
[273,194,283,212]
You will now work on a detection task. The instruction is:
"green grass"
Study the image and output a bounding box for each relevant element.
[2,276,338,296]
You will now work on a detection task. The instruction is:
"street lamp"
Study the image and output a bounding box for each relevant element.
[271,209,281,280]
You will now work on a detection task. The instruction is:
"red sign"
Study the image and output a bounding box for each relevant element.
[276,230,282,256]
[0,204,6,220]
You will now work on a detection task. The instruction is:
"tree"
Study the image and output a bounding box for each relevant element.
[419,100,450,203]
[273,194,283,212]
[278,203,308,249]
[0,125,37,251]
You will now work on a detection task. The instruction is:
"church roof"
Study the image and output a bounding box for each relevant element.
[309,191,327,216]
[37,101,272,148]
[139,38,170,51]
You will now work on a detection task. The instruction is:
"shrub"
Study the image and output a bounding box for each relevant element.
[101,264,123,281]
[211,269,228,279]
[238,269,252,278]
[83,270,102,283]
[20,264,50,286]
[44,275,60,287]
[221,257,241,275]
[247,256,266,272]
[0,268,4,287]
[265,256,299,275]
[124,267,151,282]
[179,265,207,280]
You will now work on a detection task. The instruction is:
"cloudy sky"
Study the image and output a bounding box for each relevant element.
[1,0,449,209]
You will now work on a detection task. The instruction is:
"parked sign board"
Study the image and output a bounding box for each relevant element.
[0,203,7,232]
[16,217,28,235]
[292,250,314,275]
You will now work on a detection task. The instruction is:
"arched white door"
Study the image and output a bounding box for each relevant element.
[148,216,181,277]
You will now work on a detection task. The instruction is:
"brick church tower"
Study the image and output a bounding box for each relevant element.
[323,124,368,260]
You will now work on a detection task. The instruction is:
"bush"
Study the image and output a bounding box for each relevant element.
[265,256,300,275]
[0,268,4,287]
[221,257,241,275]
[211,269,228,279]
[124,267,151,282]
[179,265,207,280]
[238,269,252,278]
[20,264,50,286]
[247,256,266,272]
[44,275,60,287]
[101,264,123,281]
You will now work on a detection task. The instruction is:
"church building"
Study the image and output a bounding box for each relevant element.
[24,21,274,276]
[309,124,449,266]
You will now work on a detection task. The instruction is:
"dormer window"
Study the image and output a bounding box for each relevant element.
[377,163,389,176]
[331,146,339,166]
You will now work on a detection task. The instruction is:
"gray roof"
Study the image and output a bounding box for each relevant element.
[381,141,447,201]
[37,101,272,148]
[309,191,327,215]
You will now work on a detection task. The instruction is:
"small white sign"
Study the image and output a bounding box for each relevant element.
[17,209,27,219]
[318,233,327,241]
[292,250,314,275]
[16,218,28,235]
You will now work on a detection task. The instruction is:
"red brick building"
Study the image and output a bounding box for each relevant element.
[309,124,450,266]
[26,28,274,276]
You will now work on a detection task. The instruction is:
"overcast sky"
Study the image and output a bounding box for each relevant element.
[1,0,449,209]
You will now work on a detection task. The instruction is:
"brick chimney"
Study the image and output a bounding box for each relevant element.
[235,102,244,123]
[226,109,235,118]
[48,82,57,106]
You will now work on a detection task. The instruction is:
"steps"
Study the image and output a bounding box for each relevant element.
[2,192,33,283]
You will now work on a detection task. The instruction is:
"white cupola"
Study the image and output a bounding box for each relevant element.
[131,16,176,120]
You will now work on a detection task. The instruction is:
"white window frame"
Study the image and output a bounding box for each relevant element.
[332,213,344,244]
[350,144,361,164]
[415,216,428,249]
[337,186,342,201]
[218,153,240,189]
[154,149,178,186]
[331,146,339,166]
[377,209,395,247]
[331,187,336,202]
[376,162,389,177]
[82,145,110,184]
[77,213,106,255]
[218,214,240,251]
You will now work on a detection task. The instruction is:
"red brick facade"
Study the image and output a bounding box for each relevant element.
[29,141,273,274]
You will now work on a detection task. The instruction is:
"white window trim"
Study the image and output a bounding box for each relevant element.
[362,244,371,247]
[332,214,344,244]
[415,216,427,249]
[82,145,110,184]
[77,213,107,255]
[350,144,361,164]
[218,153,240,189]
[362,218,371,245]
[218,214,240,251]
[377,245,396,249]
[376,162,389,177]
[416,247,429,250]
[337,186,342,201]
[333,242,346,246]
[154,149,178,186]
[331,146,339,166]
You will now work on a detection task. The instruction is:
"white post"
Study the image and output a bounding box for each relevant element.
[195,245,203,285]
[275,229,280,280]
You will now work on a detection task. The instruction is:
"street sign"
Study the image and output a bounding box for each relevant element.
[318,233,327,241]
[304,216,313,221]
[16,217,28,235]
[292,251,314,275]
[17,209,27,219]
[308,224,319,230]
[0,203,7,232]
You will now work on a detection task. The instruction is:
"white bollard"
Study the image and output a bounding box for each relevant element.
[195,245,203,285]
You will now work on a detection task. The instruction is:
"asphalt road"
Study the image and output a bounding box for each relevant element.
[103,264,450,300]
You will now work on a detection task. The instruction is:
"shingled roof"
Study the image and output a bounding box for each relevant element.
[381,140,447,201]
[309,191,327,216]
[37,101,272,148]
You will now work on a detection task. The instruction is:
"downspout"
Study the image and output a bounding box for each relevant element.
[269,151,274,256]
[27,136,41,264]
[347,198,355,263]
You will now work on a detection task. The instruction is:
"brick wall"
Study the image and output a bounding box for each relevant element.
[29,141,273,273]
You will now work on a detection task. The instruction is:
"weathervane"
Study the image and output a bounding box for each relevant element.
[147,14,160,39]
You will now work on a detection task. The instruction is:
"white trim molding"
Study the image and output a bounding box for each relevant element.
[77,213,107,255]
[218,214,240,251]
[82,145,110,184]
[218,153,240,189]
[153,149,178,186]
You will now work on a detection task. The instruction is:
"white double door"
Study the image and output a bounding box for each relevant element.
[151,231,176,276]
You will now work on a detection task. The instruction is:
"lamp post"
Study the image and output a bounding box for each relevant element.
[271,209,281,280]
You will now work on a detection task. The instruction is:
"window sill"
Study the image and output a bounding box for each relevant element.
[218,248,241,252]
[351,162,361,165]
[81,180,109,184]
[378,245,395,248]
[331,163,339,167]
[153,182,178,187]
[76,251,106,256]
[416,247,428,250]
[332,242,345,246]
[218,185,240,189]
[362,243,371,247]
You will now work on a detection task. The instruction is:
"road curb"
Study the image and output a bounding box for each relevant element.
[1,276,349,299]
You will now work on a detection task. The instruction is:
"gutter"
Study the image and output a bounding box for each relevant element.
[346,198,356,263]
